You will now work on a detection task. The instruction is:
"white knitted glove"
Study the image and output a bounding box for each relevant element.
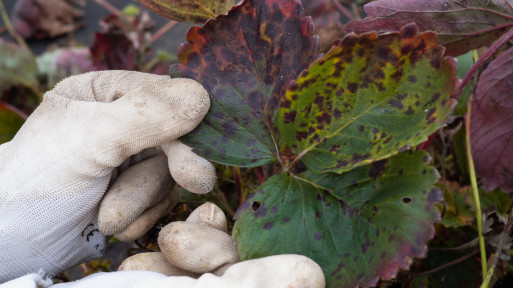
[0,203,326,288]
[1,255,325,288]
[0,71,216,282]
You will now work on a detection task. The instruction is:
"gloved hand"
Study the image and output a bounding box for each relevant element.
[0,71,216,282]
[1,203,326,288]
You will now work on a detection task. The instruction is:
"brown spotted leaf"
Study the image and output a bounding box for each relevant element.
[343,0,513,57]
[233,150,441,288]
[471,46,513,193]
[138,0,239,23]
[278,24,456,174]
[178,0,319,167]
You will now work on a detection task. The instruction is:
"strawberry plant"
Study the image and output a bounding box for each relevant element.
[3,0,513,286]
[141,0,513,286]
[151,0,458,286]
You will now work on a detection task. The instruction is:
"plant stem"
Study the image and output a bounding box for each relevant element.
[465,93,487,279]
[332,0,355,21]
[150,20,178,44]
[455,26,513,100]
[256,167,265,185]
[233,167,243,205]
[414,249,479,277]
[0,0,29,51]
[94,0,123,17]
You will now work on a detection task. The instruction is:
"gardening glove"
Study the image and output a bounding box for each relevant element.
[1,255,325,288]
[0,71,216,283]
[119,202,325,287]
[0,203,326,288]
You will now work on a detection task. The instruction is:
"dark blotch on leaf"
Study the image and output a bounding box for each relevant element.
[283,111,297,124]
[347,82,358,93]
[402,197,413,204]
[263,222,274,230]
[314,233,322,241]
[369,160,387,179]
[251,201,262,211]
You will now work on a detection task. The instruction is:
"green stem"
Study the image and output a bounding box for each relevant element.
[0,0,29,51]
[465,93,487,279]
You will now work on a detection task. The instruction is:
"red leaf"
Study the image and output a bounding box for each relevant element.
[471,46,513,193]
[343,0,513,56]
[90,32,137,71]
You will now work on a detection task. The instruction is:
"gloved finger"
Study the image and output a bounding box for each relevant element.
[133,255,326,288]
[98,154,174,235]
[118,252,199,278]
[114,188,179,242]
[49,71,209,169]
[158,221,239,274]
[186,202,227,233]
[110,148,163,182]
[162,140,216,194]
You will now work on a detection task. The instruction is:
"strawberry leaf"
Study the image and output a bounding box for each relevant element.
[233,150,441,288]
[343,0,513,56]
[139,0,239,23]
[471,46,513,193]
[278,24,456,173]
[177,0,319,167]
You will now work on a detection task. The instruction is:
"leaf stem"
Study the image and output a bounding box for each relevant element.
[332,0,355,21]
[414,249,479,277]
[0,0,29,51]
[455,26,513,100]
[94,0,123,17]
[150,20,178,44]
[465,93,487,279]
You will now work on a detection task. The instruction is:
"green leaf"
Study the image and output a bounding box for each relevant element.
[454,51,474,116]
[233,150,441,288]
[278,24,456,173]
[177,0,319,167]
[139,0,239,23]
[0,40,38,93]
[0,103,26,144]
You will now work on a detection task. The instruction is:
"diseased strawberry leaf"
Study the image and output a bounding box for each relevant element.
[0,102,26,144]
[233,150,441,288]
[138,0,239,23]
[343,0,513,56]
[471,46,513,193]
[278,24,456,174]
[177,0,319,167]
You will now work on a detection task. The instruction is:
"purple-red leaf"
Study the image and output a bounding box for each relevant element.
[471,46,513,193]
[178,0,319,167]
[343,0,513,56]
[90,32,137,70]
[11,0,83,39]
